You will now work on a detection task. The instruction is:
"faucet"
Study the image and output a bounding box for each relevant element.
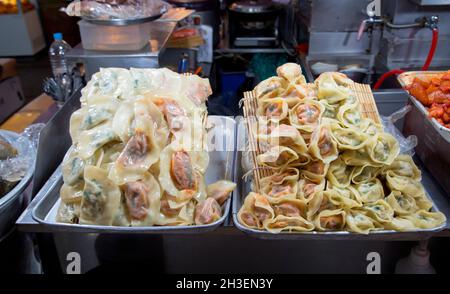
[358,14,439,40]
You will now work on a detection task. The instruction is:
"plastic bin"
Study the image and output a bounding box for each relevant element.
[78,20,150,51]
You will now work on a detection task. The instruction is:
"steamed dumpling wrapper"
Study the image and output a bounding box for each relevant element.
[362,119,384,136]
[77,122,118,159]
[111,101,134,143]
[81,68,135,104]
[257,146,299,170]
[134,96,170,148]
[341,148,382,167]
[152,96,207,152]
[151,96,189,138]
[315,72,353,105]
[129,68,211,113]
[270,198,307,219]
[258,124,308,155]
[62,148,85,186]
[319,100,339,120]
[300,160,329,182]
[351,164,381,185]
[381,154,421,181]
[282,82,317,101]
[194,198,222,225]
[353,178,384,203]
[365,132,400,166]
[99,142,125,171]
[336,103,370,130]
[264,215,314,233]
[257,98,289,123]
[386,191,418,216]
[157,199,196,226]
[289,152,312,167]
[206,180,236,205]
[308,124,338,164]
[385,172,426,198]
[158,143,208,204]
[238,192,275,230]
[403,210,446,229]
[415,197,433,211]
[70,105,115,143]
[384,217,416,232]
[276,63,303,82]
[109,115,160,185]
[327,185,363,209]
[122,172,161,226]
[60,182,84,205]
[306,190,339,221]
[289,99,324,133]
[254,76,289,100]
[260,174,298,201]
[79,165,121,226]
[345,210,378,234]
[362,200,394,224]
[261,167,299,185]
[297,177,325,203]
[327,157,354,188]
[313,209,346,231]
[56,201,81,224]
[329,121,369,150]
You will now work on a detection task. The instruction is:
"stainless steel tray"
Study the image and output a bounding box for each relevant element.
[232,118,447,240]
[0,131,34,241]
[397,71,450,142]
[17,116,237,234]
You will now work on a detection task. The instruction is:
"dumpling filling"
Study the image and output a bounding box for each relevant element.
[170,151,196,191]
[124,181,150,220]
[118,130,149,167]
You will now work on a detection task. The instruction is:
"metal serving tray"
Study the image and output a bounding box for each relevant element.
[397,71,450,142]
[17,115,237,234]
[232,118,446,240]
[0,131,34,241]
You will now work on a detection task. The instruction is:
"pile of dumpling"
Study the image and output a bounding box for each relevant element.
[57,67,236,227]
[238,63,446,234]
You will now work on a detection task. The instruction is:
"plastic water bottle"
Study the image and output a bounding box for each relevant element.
[48,32,72,78]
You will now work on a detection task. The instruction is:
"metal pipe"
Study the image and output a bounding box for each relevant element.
[384,20,424,29]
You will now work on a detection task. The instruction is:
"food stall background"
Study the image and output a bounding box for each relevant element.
[1,0,450,274]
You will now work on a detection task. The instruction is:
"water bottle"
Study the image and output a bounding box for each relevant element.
[49,32,72,78]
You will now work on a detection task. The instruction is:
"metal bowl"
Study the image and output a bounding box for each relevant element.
[82,12,163,26]
[0,131,34,241]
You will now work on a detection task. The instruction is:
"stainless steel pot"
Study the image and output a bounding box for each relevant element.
[0,131,34,242]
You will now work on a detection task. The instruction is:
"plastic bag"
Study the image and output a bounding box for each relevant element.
[62,0,170,20]
[381,105,418,155]
[0,124,44,183]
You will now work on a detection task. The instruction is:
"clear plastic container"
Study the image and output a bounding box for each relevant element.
[78,20,151,51]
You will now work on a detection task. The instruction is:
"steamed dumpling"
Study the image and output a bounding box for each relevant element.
[308,124,339,164]
[316,72,353,105]
[382,154,421,181]
[365,133,400,166]
[289,99,323,133]
[353,178,384,203]
[122,172,161,226]
[327,157,354,188]
[206,180,236,205]
[79,166,121,226]
[238,192,275,230]
[194,198,222,225]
